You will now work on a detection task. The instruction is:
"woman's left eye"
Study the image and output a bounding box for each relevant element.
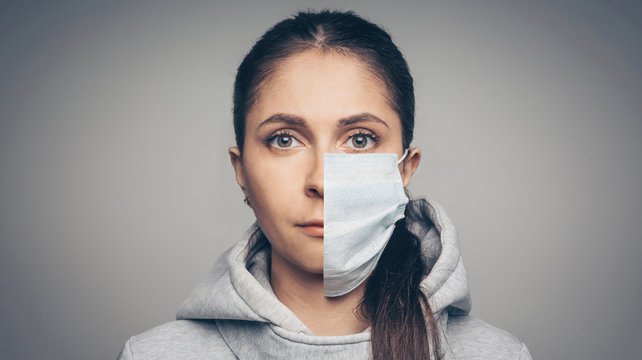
[346,132,377,150]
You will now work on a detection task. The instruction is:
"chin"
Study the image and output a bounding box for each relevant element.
[271,243,323,276]
[306,265,324,276]
[295,256,324,275]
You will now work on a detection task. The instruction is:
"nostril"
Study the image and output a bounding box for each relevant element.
[306,185,324,199]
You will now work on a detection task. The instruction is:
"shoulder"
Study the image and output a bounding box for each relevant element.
[118,320,236,360]
[444,315,532,360]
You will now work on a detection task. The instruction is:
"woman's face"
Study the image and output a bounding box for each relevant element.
[229,50,420,275]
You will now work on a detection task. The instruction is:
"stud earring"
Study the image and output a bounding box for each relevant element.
[244,196,251,206]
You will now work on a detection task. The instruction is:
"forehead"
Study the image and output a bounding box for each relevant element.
[246,50,399,128]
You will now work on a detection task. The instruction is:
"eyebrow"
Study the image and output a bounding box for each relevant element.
[337,113,390,129]
[257,114,306,129]
[257,112,390,129]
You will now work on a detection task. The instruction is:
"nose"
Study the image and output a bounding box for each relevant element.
[304,150,324,199]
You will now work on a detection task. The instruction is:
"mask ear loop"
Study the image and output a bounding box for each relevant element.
[397,148,409,165]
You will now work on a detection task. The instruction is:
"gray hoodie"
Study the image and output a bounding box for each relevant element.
[119,199,532,359]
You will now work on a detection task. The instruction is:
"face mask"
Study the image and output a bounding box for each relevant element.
[323,150,409,297]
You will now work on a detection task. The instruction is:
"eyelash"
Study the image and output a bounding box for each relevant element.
[265,130,299,151]
[346,130,379,151]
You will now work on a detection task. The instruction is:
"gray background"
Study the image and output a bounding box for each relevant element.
[1,0,640,359]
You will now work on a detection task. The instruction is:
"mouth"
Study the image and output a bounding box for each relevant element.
[296,220,324,238]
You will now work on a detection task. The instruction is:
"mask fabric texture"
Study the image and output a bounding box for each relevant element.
[323,152,409,297]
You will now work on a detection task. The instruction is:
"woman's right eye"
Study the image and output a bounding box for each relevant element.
[268,131,301,149]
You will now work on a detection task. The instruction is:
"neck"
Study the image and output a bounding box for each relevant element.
[270,249,368,336]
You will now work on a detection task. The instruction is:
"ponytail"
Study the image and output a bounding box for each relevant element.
[360,216,441,360]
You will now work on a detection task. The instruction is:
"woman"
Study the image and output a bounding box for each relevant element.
[119,10,531,360]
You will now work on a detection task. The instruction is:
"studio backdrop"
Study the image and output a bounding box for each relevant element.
[1,1,641,359]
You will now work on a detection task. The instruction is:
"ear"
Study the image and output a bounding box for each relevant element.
[229,146,247,194]
[400,147,421,187]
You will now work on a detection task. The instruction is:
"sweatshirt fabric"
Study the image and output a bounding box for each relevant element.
[119,199,532,359]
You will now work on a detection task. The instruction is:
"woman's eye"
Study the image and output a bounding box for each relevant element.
[347,133,376,150]
[269,132,300,149]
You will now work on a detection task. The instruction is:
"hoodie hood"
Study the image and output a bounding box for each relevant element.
[177,198,471,332]
[408,199,472,316]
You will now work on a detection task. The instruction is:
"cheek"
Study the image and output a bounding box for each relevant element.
[243,158,301,217]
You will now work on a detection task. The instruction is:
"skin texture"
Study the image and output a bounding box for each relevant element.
[229,50,421,335]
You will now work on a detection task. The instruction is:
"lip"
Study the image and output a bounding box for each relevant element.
[296,220,324,238]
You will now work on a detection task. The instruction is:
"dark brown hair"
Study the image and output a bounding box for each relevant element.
[235,10,440,360]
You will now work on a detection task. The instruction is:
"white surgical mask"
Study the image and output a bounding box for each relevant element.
[323,150,409,297]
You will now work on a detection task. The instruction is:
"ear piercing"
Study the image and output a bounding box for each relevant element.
[244,196,251,206]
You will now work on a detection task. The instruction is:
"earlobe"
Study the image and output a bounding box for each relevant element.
[401,147,421,187]
[228,146,246,190]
